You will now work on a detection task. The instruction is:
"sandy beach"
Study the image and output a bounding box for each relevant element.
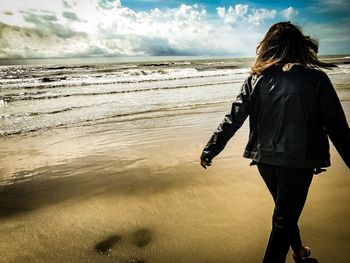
[0,57,350,263]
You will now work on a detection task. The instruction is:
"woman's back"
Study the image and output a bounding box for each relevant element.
[200,63,350,169]
[244,64,343,168]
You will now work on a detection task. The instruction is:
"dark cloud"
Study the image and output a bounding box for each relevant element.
[23,11,86,38]
[23,12,55,23]
[63,0,72,8]
[62,11,79,21]
[66,45,122,58]
[22,12,58,21]
[42,14,57,21]
[3,11,13,16]
[129,34,241,57]
[98,0,116,9]
[0,23,11,49]
[0,22,48,59]
[0,22,118,59]
[0,22,45,40]
[132,36,193,56]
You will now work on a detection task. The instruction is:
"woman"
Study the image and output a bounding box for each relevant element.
[200,21,350,263]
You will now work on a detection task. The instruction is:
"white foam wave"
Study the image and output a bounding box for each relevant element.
[1,67,250,90]
[0,99,8,107]
[327,64,350,75]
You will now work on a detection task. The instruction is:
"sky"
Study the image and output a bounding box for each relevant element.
[0,0,349,59]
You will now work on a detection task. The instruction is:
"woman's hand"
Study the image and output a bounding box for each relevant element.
[200,159,212,169]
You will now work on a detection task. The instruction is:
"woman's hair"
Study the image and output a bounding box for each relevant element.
[250,21,337,75]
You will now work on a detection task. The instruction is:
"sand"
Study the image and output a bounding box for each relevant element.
[0,108,349,263]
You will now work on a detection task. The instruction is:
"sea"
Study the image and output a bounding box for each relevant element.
[1,55,349,137]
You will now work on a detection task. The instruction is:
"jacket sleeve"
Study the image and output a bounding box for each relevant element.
[200,75,252,163]
[319,71,350,169]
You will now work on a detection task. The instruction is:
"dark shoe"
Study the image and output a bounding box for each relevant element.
[292,246,311,262]
[294,259,318,263]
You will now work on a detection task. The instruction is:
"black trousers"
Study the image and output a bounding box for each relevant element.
[257,162,314,263]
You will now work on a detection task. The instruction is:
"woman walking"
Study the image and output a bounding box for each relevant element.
[200,21,350,263]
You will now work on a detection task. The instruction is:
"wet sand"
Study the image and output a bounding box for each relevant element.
[0,107,349,263]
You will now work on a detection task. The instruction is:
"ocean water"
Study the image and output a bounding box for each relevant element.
[1,56,349,136]
[0,58,253,136]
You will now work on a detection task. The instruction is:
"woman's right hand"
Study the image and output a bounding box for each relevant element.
[200,159,212,169]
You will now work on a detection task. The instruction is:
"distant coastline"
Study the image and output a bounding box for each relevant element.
[0,55,253,66]
[0,54,349,66]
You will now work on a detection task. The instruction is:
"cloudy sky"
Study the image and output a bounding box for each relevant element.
[0,0,349,59]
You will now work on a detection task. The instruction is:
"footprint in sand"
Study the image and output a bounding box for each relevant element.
[95,234,121,254]
[95,227,152,261]
[132,228,152,248]
[127,259,145,263]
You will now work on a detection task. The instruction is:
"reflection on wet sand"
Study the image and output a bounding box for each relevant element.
[0,155,196,218]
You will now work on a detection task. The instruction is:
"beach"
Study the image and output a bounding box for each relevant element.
[0,56,350,263]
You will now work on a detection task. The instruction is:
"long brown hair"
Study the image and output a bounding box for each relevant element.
[250,21,337,75]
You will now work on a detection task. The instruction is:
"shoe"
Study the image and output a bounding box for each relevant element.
[292,246,311,262]
[293,259,318,263]
[295,258,318,263]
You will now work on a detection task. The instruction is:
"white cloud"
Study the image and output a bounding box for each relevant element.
[216,4,276,27]
[216,7,226,18]
[235,4,249,17]
[0,1,278,59]
[216,4,249,26]
[281,6,297,20]
[247,8,277,26]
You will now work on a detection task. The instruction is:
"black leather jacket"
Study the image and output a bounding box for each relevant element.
[200,64,350,170]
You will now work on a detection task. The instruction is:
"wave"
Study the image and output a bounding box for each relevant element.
[0,98,8,107]
[0,106,82,119]
[0,100,230,136]
[3,63,348,91]
[0,68,249,90]
[1,80,241,102]
[326,64,350,75]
